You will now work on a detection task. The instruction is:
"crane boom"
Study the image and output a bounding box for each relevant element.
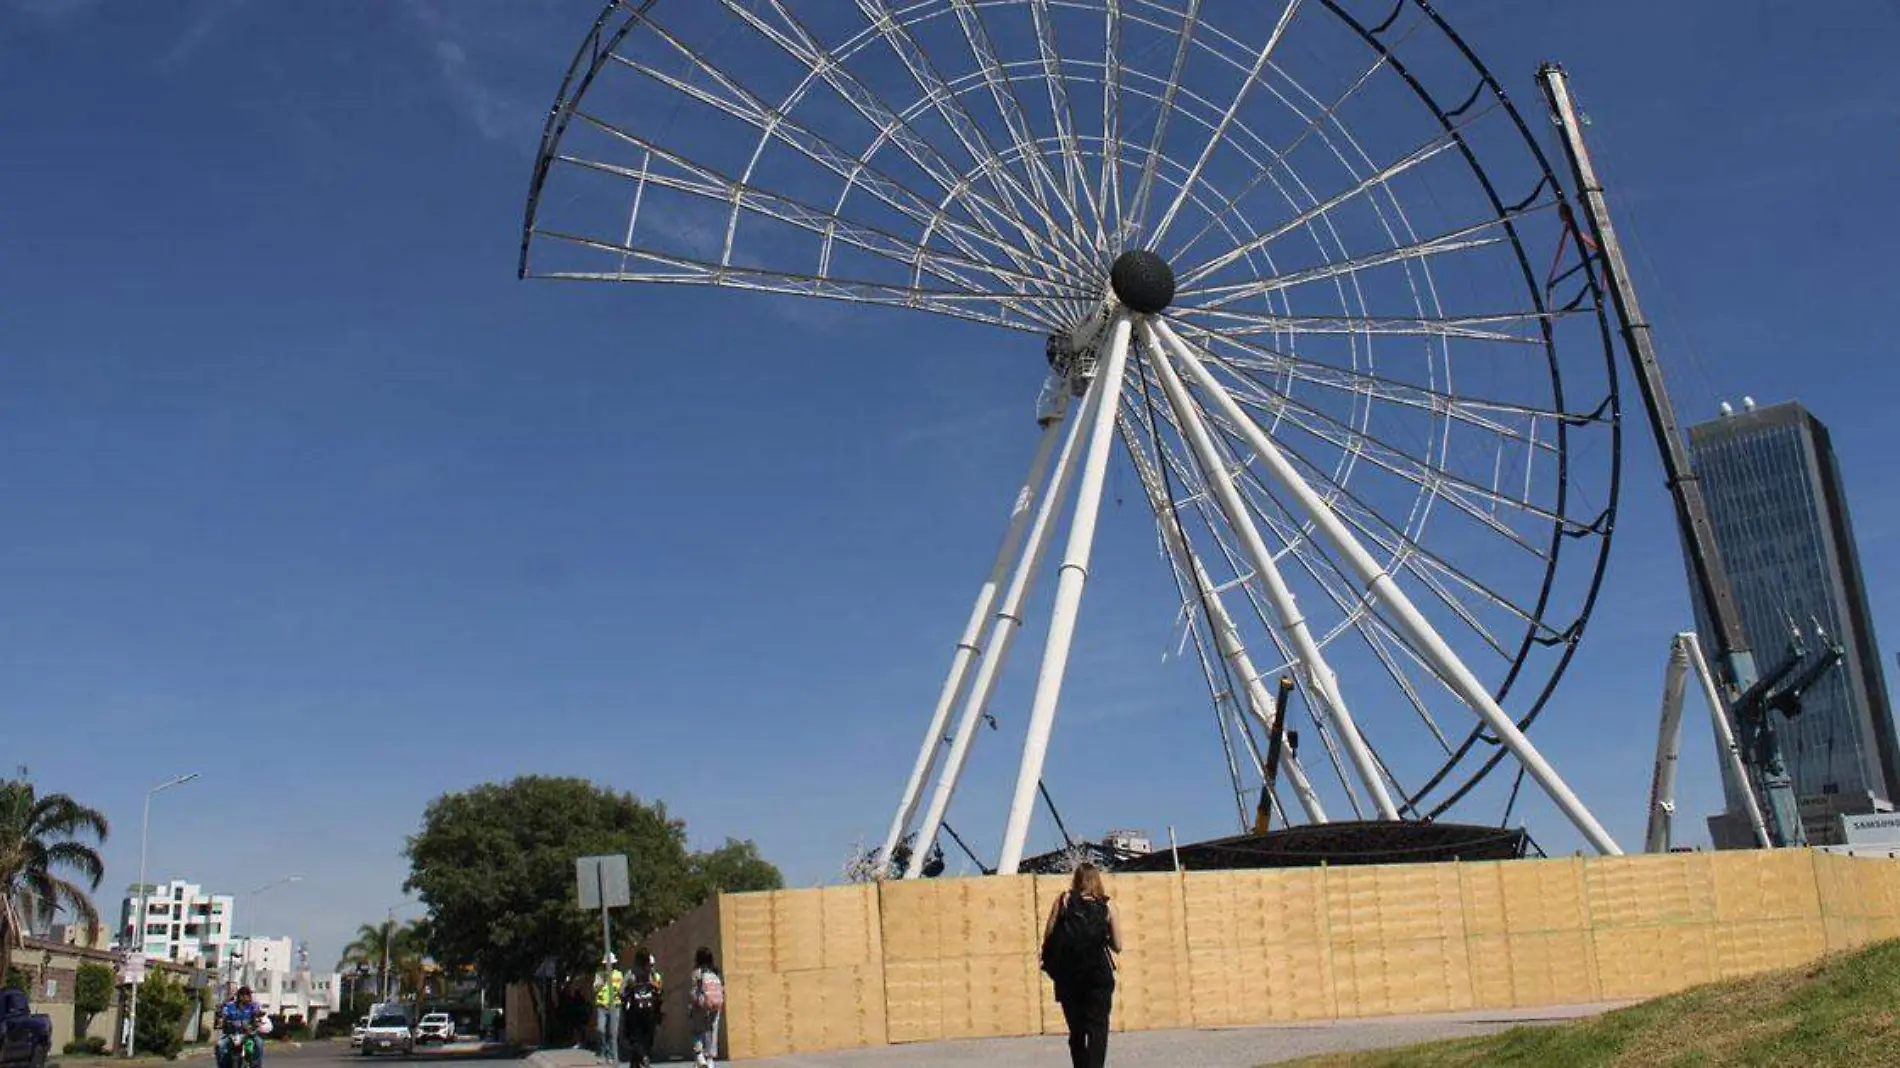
[1538,63,1805,847]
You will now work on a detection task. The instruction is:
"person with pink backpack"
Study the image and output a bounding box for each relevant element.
[687,946,726,1066]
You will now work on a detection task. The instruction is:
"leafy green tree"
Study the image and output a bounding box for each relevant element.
[74,961,113,1037]
[0,777,108,980]
[404,776,782,985]
[133,971,191,1060]
[690,838,784,899]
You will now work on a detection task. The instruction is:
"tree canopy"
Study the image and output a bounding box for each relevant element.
[403,776,782,985]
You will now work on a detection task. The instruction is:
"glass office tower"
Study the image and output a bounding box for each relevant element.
[1687,400,1897,846]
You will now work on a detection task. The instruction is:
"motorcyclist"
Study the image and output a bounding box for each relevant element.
[215,986,271,1068]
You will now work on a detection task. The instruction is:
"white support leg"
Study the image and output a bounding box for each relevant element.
[1118,411,1330,823]
[995,313,1135,875]
[1154,318,1623,855]
[1683,632,1772,849]
[905,371,1100,877]
[1141,319,1399,820]
[879,395,1071,871]
[1645,635,1692,853]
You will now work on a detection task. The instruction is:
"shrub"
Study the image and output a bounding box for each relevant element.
[133,972,192,1059]
[75,962,114,1038]
[63,1036,109,1055]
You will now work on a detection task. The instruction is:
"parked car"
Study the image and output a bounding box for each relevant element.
[416,1014,455,1044]
[358,1013,414,1057]
[349,1016,369,1048]
[0,987,51,1068]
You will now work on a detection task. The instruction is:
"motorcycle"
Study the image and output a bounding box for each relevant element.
[221,1014,272,1068]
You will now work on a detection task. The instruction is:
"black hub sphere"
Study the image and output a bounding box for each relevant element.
[1109,249,1175,314]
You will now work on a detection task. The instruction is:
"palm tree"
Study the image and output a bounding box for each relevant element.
[338,919,429,1006]
[0,778,109,981]
[338,922,391,973]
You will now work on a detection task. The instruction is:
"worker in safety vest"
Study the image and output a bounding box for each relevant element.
[592,954,624,1064]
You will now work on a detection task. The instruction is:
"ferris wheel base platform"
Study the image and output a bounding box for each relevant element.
[1018,822,1530,875]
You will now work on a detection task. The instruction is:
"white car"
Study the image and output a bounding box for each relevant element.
[350,1017,369,1048]
[359,1013,414,1056]
[416,1013,456,1044]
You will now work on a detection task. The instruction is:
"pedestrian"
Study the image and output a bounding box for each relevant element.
[592,954,624,1064]
[620,948,664,1068]
[1040,863,1121,1068]
[687,946,726,1066]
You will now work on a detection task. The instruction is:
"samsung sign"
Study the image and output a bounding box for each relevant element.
[1841,813,1900,845]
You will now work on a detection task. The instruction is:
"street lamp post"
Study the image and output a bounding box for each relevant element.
[127,772,199,1058]
[239,876,303,992]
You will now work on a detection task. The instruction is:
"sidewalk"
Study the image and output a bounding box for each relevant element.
[525,1002,1633,1067]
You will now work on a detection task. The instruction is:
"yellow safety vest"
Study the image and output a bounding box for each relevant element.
[594,969,623,1007]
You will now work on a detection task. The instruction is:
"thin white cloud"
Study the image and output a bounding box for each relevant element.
[403,0,544,146]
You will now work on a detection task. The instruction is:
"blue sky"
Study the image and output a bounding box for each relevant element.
[5,1,1899,971]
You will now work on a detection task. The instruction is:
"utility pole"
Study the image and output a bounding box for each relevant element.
[1538,63,1804,847]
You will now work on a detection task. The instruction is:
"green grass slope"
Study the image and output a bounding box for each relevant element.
[1283,938,1900,1067]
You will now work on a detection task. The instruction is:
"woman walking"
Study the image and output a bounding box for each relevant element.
[687,946,726,1066]
[1040,863,1122,1068]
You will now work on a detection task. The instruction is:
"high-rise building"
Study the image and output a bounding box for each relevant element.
[1687,399,1899,846]
[118,879,234,965]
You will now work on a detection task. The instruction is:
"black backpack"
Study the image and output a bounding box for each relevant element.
[622,971,660,1018]
[1040,894,1112,985]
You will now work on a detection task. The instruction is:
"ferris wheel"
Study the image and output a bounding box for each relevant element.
[519,0,1627,872]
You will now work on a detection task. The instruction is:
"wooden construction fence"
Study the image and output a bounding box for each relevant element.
[643,849,1900,1060]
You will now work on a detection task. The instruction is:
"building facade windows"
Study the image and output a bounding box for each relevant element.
[1687,401,1899,847]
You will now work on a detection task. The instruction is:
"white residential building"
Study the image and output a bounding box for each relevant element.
[230,936,294,985]
[232,940,342,1025]
[118,880,234,966]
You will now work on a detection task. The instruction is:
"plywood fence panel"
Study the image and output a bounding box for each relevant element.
[1501,856,1592,932]
[1105,872,1191,1033]
[1257,867,1336,1021]
[949,878,1041,1041]
[688,849,1881,1060]
[1586,854,1718,928]
[719,893,777,1059]
[878,879,944,1045]
[1711,849,1820,922]
[1326,864,1473,1018]
[1507,930,1598,1006]
[771,888,827,974]
[1714,919,1827,980]
[1591,921,1720,1001]
[720,886,884,1060]
[724,970,788,1062]
[1182,872,1252,1028]
[722,892,774,977]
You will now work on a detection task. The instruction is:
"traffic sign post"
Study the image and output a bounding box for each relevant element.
[576,854,631,959]
[575,856,629,1065]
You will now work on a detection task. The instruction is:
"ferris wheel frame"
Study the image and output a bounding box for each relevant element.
[516,0,1629,868]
